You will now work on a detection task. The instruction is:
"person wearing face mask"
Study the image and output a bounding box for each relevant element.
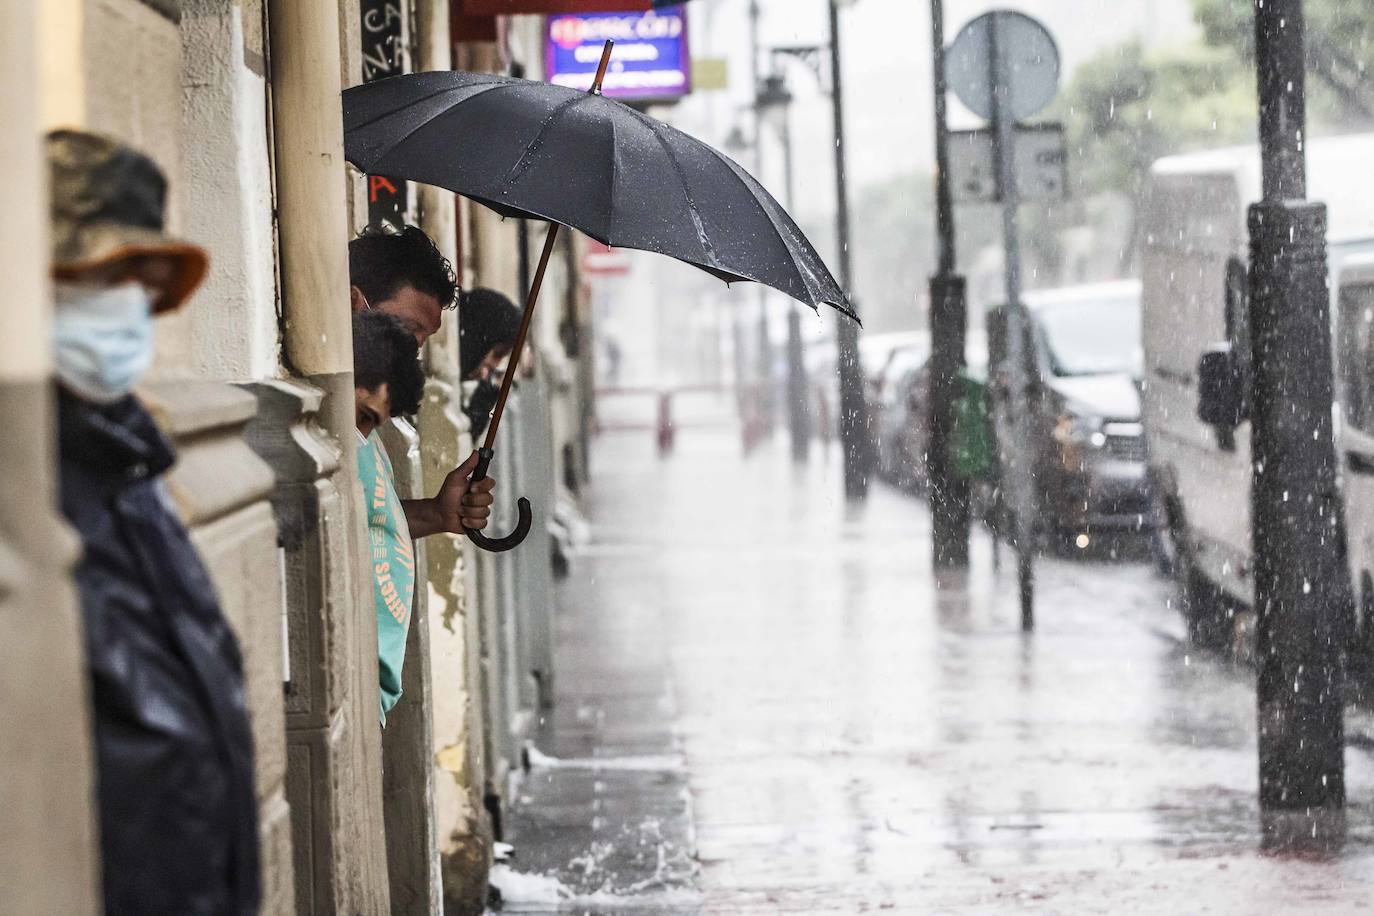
[346,225,498,541]
[350,309,431,722]
[48,129,260,916]
[457,286,524,439]
[347,228,498,723]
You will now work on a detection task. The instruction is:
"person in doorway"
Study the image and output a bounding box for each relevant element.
[351,308,434,721]
[348,222,455,345]
[353,309,426,440]
[347,225,524,439]
[348,222,498,539]
[458,286,524,439]
[347,226,497,721]
[47,129,260,915]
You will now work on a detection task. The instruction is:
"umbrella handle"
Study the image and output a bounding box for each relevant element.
[463,448,533,553]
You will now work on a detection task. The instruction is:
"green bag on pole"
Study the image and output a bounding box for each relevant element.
[950,371,997,481]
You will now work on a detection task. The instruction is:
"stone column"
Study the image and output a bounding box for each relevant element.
[406,7,497,912]
[0,2,100,912]
[180,0,280,381]
[173,6,298,910]
[267,0,390,911]
[452,37,527,857]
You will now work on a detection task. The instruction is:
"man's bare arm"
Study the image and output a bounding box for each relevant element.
[401,451,497,540]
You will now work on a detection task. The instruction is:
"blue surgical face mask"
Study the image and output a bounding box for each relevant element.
[53,281,156,404]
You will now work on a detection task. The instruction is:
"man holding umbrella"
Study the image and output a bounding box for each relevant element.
[346,223,510,720]
[347,224,501,542]
[340,40,854,551]
[347,224,524,438]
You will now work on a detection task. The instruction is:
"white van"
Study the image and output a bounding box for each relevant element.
[1335,256,1374,655]
[1141,134,1374,645]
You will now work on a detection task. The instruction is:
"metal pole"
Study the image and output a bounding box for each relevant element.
[757,298,775,434]
[931,0,957,277]
[750,0,774,436]
[989,11,1035,627]
[732,304,749,418]
[828,0,869,500]
[927,0,971,568]
[779,97,813,462]
[1249,0,1347,850]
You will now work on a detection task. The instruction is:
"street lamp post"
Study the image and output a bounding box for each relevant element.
[723,124,754,420]
[757,70,813,462]
[1247,0,1349,849]
[827,0,869,500]
[749,0,775,438]
[926,0,971,568]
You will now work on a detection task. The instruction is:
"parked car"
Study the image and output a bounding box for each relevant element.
[802,331,927,447]
[876,331,988,491]
[860,330,930,384]
[1140,134,1374,645]
[873,342,931,487]
[990,281,1147,548]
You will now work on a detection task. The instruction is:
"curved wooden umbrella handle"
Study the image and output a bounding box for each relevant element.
[463,448,533,553]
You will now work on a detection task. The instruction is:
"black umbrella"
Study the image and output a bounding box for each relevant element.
[342,43,856,551]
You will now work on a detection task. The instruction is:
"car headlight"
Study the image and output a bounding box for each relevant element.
[1052,408,1106,448]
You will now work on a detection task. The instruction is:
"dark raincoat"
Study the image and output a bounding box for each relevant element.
[57,391,261,916]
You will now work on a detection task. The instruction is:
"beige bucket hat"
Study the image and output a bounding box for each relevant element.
[46,129,208,313]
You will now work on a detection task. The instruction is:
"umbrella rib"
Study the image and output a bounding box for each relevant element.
[634,114,719,267]
[345,74,506,136]
[700,142,855,317]
[348,81,512,173]
[625,107,845,313]
[606,115,619,239]
[503,90,596,187]
[692,132,824,307]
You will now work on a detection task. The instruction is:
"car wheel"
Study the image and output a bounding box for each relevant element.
[1179,553,1234,651]
[1155,483,1232,651]
[1149,484,1177,577]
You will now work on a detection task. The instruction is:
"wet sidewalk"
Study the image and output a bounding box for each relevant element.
[494,429,1374,914]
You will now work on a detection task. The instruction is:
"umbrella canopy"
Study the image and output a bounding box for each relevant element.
[342,70,855,320]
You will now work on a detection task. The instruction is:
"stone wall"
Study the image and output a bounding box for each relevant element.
[143,381,296,916]
[19,4,588,913]
[0,7,100,911]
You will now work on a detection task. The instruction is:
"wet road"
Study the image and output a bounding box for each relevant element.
[495,427,1374,914]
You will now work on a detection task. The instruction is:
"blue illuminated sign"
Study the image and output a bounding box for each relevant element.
[545,6,691,103]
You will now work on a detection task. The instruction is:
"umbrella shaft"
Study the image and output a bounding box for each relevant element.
[483,222,561,450]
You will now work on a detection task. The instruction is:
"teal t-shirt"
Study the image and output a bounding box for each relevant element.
[357,430,416,724]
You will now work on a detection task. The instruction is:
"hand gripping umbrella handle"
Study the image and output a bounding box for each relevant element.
[463,448,532,553]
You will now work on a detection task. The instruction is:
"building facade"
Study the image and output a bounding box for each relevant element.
[4,1,590,913]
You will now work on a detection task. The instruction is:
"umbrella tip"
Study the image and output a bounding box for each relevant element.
[591,41,614,94]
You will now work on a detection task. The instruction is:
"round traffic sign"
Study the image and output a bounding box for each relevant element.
[946,11,1060,122]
